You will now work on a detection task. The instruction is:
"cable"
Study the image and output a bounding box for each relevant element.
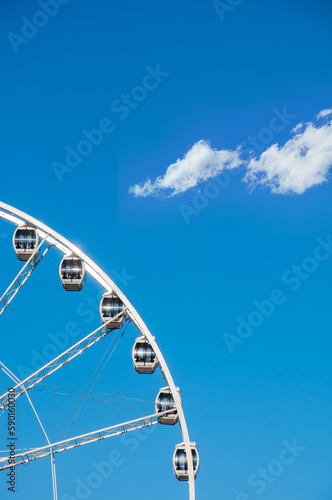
[35,384,154,404]
[31,388,153,411]
[57,330,119,440]
[58,323,129,441]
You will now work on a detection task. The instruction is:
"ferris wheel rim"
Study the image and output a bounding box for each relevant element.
[0,201,196,499]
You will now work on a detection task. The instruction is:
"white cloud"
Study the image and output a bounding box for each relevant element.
[291,122,304,134]
[129,110,332,198]
[128,140,242,197]
[316,109,332,120]
[244,112,332,194]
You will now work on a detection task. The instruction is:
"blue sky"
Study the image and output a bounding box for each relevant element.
[0,0,332,499]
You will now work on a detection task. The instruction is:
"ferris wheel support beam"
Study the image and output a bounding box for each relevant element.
[0,409,175,471]
[0,315,126,412]
[0,234,52,316]
[0,202,196,499]
[0,362,58,500]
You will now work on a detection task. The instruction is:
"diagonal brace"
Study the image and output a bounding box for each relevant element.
[0,234,51,316]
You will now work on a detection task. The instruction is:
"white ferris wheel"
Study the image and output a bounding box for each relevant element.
[0,201,199,499]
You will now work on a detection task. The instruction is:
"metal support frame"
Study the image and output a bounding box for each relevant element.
[0,410,174,471]
[0,314,126,412]
[0,202,197,499]
[0,362,58,500]
[0,234,51,316]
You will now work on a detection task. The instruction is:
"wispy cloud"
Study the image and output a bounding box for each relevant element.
[316,109,332,120]
[128,140,242,197]
[129,109,332,197]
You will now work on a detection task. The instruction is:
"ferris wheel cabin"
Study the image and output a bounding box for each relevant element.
[13,225,39,260]
[132,336,157,373]
[99,292,125,328]
[155,387,179,425]
[173,442,199,481]
[59,255,86,291]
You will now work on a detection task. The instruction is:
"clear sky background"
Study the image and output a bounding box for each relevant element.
[0,1,332,499]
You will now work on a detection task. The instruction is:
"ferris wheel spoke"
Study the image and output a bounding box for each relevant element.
[0,409,175,471]
[0,361,59,499]
[0,234,52,316]
[0,314,127,412]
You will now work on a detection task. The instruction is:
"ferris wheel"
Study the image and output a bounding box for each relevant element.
[0,201,199,499]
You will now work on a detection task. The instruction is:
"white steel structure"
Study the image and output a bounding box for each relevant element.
[0,201,197,499]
